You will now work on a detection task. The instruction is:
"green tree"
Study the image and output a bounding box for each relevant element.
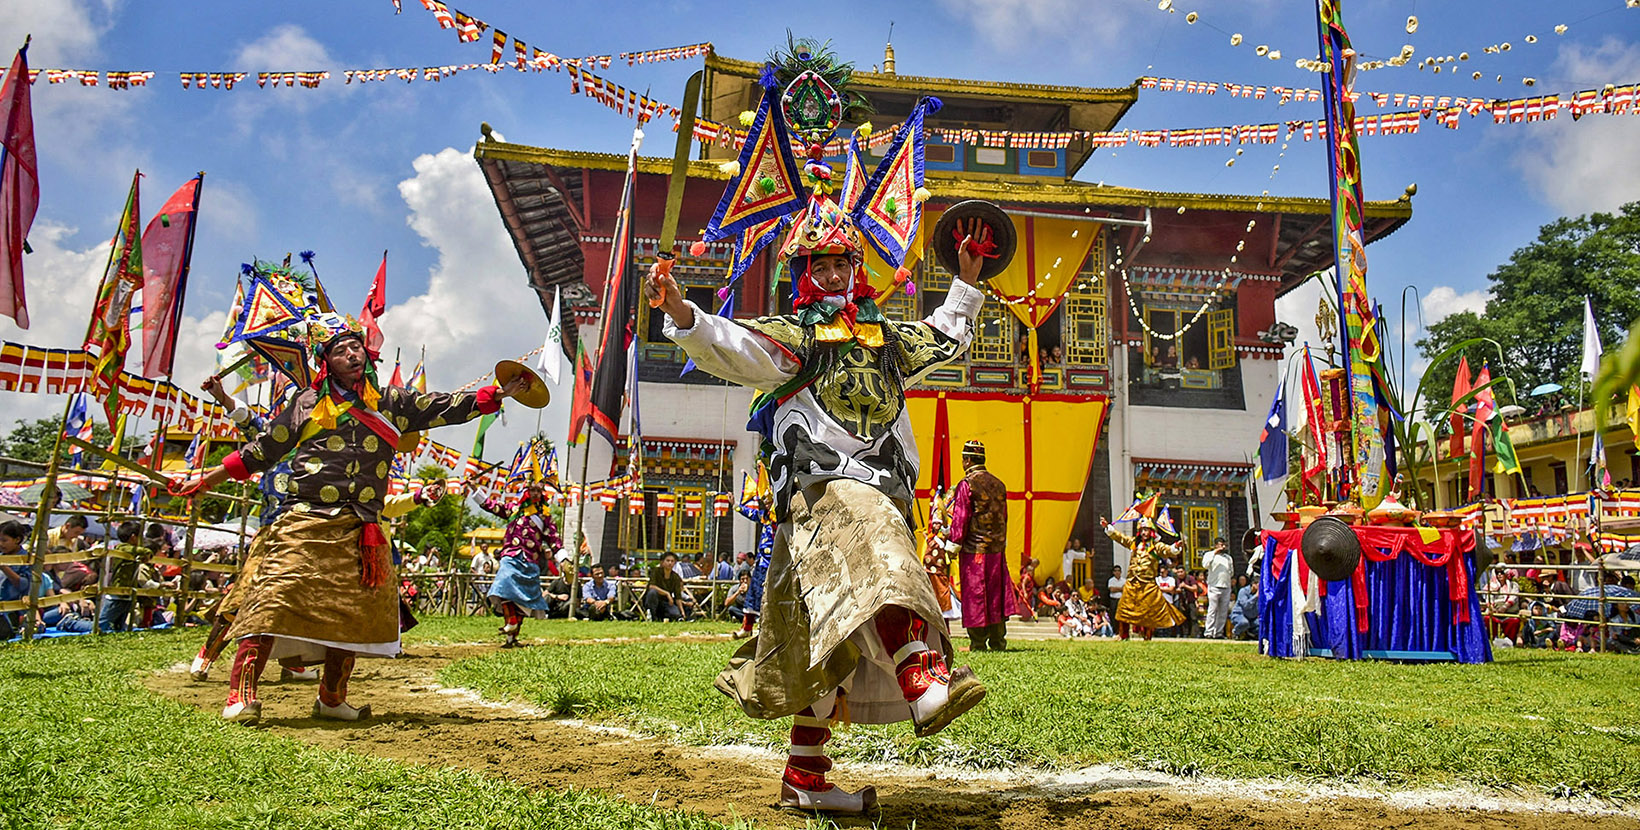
[1417,201,1640,419]
[0,417,122,464]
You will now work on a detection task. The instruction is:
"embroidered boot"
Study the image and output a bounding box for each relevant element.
[778,707,876,813]
[222,636,272,722]
[312,649,371,721]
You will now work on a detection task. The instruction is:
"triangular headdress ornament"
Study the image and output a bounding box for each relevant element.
[852,96,939,270]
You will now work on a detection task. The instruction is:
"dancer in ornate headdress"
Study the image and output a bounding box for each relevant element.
[646,36,998,813]
[483,477,562,648]
[178,312,530,722]
[1102,517,1185,641]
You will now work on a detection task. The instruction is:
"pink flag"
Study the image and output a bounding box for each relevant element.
[0,41,39,329]
[140,175,203,377]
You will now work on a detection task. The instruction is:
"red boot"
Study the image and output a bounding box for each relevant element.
[223,635,272,722]
[874,606,986,738]
[778,708,876,813]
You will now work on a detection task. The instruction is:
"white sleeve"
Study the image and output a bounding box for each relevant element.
[925,279,984,345]
[663,302,800,392]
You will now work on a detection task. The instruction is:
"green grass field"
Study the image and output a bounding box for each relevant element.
[1,615,1636,830]
[430,616,1640,801]
[0,623,752,830]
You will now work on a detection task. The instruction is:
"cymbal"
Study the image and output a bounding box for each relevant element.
[494,360,550,409]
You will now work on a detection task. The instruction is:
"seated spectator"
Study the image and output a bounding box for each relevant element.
[712,553,735,582]
[643,553,688,622]
[99,521,149,633]
[545,553,573,618]
[0,521,33,640]
[1049,344,1064,365]
[579,565,619,621]
[723,572,751,621]
[676,553,702,580]
[1058,588,1091,638]
[1230,581,1259,640]
[1035,579,1063,619]
[1078,577,1099,604]
[1483,570,1522,643]
[1015,561,1039,622]
[1086,602,1115,637]
[732,551,751,580]
[46,516,95,590]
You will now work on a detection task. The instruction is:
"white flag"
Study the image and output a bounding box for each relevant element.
[539,285,562,384]
[1580,296,1602,380]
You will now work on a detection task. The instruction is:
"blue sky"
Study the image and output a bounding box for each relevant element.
[1,0,1636,457]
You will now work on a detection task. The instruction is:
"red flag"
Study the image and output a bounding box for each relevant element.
[140,175,202,377]
[388,356,404,388]
[1449,356,1471,457]
[360,250,386,356]
[1300,348,1329,499]
[1468,364,1493,500]
[0,40,39,329]
[567,337,595,445]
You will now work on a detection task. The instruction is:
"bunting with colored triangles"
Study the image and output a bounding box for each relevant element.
[837,128,869,213]
[702,79,805,243]
[852,97,939,269]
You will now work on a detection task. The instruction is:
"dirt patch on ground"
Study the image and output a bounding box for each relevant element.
[145,643,1639,830]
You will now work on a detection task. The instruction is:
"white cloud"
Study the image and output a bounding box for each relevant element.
[378,147,565,460]
[1419,285,1487,326]
[1516,38,1640,215]
[937,0,1132,52]
[232,23,333,69]
[4,0,117,65]
[8,0,141,181]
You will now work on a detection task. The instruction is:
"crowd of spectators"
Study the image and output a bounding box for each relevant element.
[1013,538,1262,640]
[1481,545,1638,653]
[0,515,248,640]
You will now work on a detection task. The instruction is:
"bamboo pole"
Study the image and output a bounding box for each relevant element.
[24,393,79,642]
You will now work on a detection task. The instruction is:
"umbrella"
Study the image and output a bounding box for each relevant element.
[0,490,24,507]
[1528,383,1563,396]
[20,481,94,505]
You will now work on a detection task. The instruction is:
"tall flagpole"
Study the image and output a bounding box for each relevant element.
[570,119,644,621]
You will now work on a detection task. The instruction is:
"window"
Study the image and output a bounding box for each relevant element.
[1188,506,1219,559]
[1026,150,1058,169]
[1207,308,1236,370]
[1064,242,1108,368]
[1551,462,1567,495]
[669,487,705,554]
[975,147,1007,166]
[926,144,957,164]
[970,298,1017,364]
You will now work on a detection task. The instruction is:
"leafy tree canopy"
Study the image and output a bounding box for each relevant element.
[1417,201,1640,420]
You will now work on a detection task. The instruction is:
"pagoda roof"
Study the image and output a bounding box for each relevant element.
[475,140,1412,311]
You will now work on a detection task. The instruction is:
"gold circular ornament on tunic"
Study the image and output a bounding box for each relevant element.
[271,425,291,443]
[274,473,292,493]
[304,459,324,475]
[345,460,361,476]
[320,485,341,503]
[376,461,389,478]
[360,486,375,502]
[362,435,380,453]
[326,435,347,452]
[396,415,410,430]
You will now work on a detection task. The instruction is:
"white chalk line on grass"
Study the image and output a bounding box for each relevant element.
[157,657,1637,818]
